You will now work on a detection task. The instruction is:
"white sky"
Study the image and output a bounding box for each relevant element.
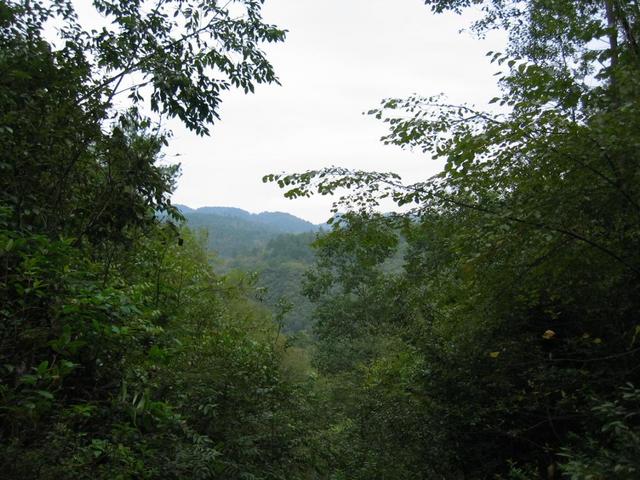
[79,0,507,224]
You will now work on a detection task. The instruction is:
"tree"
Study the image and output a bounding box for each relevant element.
[268,0,640,477]
[0,2,318,479]
[1,0,285,239]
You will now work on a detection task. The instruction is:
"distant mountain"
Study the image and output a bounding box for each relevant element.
[195,206,252,218]
[175,205,325,258]
[226,231,318,333]
[177,205,321,232]
[174,205,324,333]
[253,211,320,233]
[174,204,195,214]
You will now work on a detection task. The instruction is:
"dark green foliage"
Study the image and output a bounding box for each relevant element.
[268,0,640,478]
[0,226,316,479]
[5,0,640,477]
[0,2,322,479]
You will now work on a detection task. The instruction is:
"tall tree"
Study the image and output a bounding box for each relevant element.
[0,3,315,479]
[269,0,640,477]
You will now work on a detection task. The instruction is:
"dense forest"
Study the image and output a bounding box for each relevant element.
[177,206,321,332]
[1,0,640,479]
[176,205,322,259]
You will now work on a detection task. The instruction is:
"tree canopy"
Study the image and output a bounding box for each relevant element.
[3,0,640,478]
[267,0,640,477]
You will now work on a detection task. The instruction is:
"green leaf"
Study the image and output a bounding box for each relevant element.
[36,390,54,400]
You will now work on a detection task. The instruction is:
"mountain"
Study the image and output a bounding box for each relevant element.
[175,205,323,333]
[253,211,320,233]
[175,205,325,258]
[226,231,318,333]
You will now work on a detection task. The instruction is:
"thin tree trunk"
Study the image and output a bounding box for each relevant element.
[604,0,620,90]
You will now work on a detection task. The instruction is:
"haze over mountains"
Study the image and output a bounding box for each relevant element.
[176,204,326,258]
[176,205,320,333]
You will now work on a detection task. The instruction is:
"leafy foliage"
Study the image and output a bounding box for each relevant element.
[5,0,640,477]
[0,2,322,479]
[268,0,640,477]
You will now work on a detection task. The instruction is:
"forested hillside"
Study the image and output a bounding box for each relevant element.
[177,207,321,332]
[224,231,318,333]
[2,1,640,479]
[177,205,323,258]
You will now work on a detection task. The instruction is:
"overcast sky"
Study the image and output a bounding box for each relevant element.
[103,0,507,224]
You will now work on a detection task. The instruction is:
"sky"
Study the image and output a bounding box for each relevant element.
[82,0,507,224]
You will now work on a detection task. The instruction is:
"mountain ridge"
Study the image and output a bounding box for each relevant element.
[174,204,326,258]
[175,204,325,232]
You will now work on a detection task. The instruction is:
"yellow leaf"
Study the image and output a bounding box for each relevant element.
[542,329,556,340]
[489,351,500,358]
